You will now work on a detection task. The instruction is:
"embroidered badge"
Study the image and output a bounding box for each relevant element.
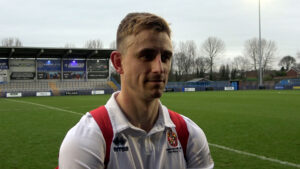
[167,129,178,147]
[113,136,129,152]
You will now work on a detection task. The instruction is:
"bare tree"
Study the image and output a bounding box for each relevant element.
[84,39,103,49]
[278,55,296,70]
[109,40,116,49]
[232,55,251,72]
[219,64,230,80]
[173,40,197,78]
[64,43,76,48]
[172,41,177,52]
[231,55,251,79]
[262,40,277,72]
[173,52,185,80]
[1,37,22,47]
[194,57,209,77]
[201,37,225,80]
[244,39,258,70]
[244,38,277,75]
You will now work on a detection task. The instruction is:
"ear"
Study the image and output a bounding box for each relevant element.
[110,51,123,74]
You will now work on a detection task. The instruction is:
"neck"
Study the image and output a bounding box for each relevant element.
[116,91,160,132]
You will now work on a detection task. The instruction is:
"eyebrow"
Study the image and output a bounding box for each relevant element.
[138,48,173,55]
[162,50,173,56]
[139,48,156,54]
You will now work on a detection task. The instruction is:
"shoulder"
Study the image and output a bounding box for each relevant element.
[59,112,105,168]
[62,112,104,143]
[166,107,206,140]
[181,115,207,140]
[179,114,214,168]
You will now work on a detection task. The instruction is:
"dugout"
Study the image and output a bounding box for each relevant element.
[230,81,239,90]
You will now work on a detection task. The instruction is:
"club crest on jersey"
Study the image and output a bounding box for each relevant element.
[167,129,178,147]
[113,135,129,152]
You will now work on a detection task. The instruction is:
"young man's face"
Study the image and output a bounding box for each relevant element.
[120,29,172,100]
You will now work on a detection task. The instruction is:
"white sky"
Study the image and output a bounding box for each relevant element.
[1,0,299,67]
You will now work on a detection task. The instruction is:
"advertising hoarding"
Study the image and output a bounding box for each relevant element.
[9,59,35,72]
[63,60,86,71]
[37,59,61,71]
[37,59,61,79]
[87,59,109,79]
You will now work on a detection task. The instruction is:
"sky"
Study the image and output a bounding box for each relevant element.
[1,0,299,67]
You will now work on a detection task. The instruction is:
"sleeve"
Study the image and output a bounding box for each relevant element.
[58,113,106,169]
[182,116,214,169]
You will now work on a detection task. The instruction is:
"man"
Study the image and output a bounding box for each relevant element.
[58,12,214,169]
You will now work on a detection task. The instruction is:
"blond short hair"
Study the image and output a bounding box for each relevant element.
[116,12,171,52]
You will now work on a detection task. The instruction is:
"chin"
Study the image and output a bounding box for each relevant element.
[144,85,165,99]
[149,89,163,99]
[152,92,162,98]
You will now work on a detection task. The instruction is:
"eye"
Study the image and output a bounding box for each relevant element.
[139,49,156,61]
[161,51,172,63]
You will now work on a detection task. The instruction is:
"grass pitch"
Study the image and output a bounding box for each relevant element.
[0,90,299,169]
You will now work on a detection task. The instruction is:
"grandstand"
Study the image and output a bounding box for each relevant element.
[0,47,118,97]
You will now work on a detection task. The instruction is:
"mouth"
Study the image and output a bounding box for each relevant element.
[146,79,165,86]
[150,79,164,82]
[146,78,164,82]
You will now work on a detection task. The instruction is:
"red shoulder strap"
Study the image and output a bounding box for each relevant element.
[90,106,113,168]
[55,106,113,169]
[168,109,189,159]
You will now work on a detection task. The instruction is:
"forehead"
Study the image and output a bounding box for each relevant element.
[125,30,172,53]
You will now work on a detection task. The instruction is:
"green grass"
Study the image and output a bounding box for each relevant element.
[0,90,299,169]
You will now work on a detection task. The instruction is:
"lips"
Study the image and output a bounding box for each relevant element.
[148,79,164,82]
[146,77,164,83]
[145,75,166,85]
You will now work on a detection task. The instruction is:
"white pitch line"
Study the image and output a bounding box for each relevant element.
[209,143,300,168]
[4,98,300,168]
[5,99,83,116]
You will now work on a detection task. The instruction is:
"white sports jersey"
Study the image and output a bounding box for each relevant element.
[59,92,214,169]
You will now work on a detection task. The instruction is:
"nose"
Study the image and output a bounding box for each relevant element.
[151,54,164,73]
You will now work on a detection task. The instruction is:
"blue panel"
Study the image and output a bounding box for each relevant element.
[0,59,9,69]
[63,60,86,71]
[231,82,238,90]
